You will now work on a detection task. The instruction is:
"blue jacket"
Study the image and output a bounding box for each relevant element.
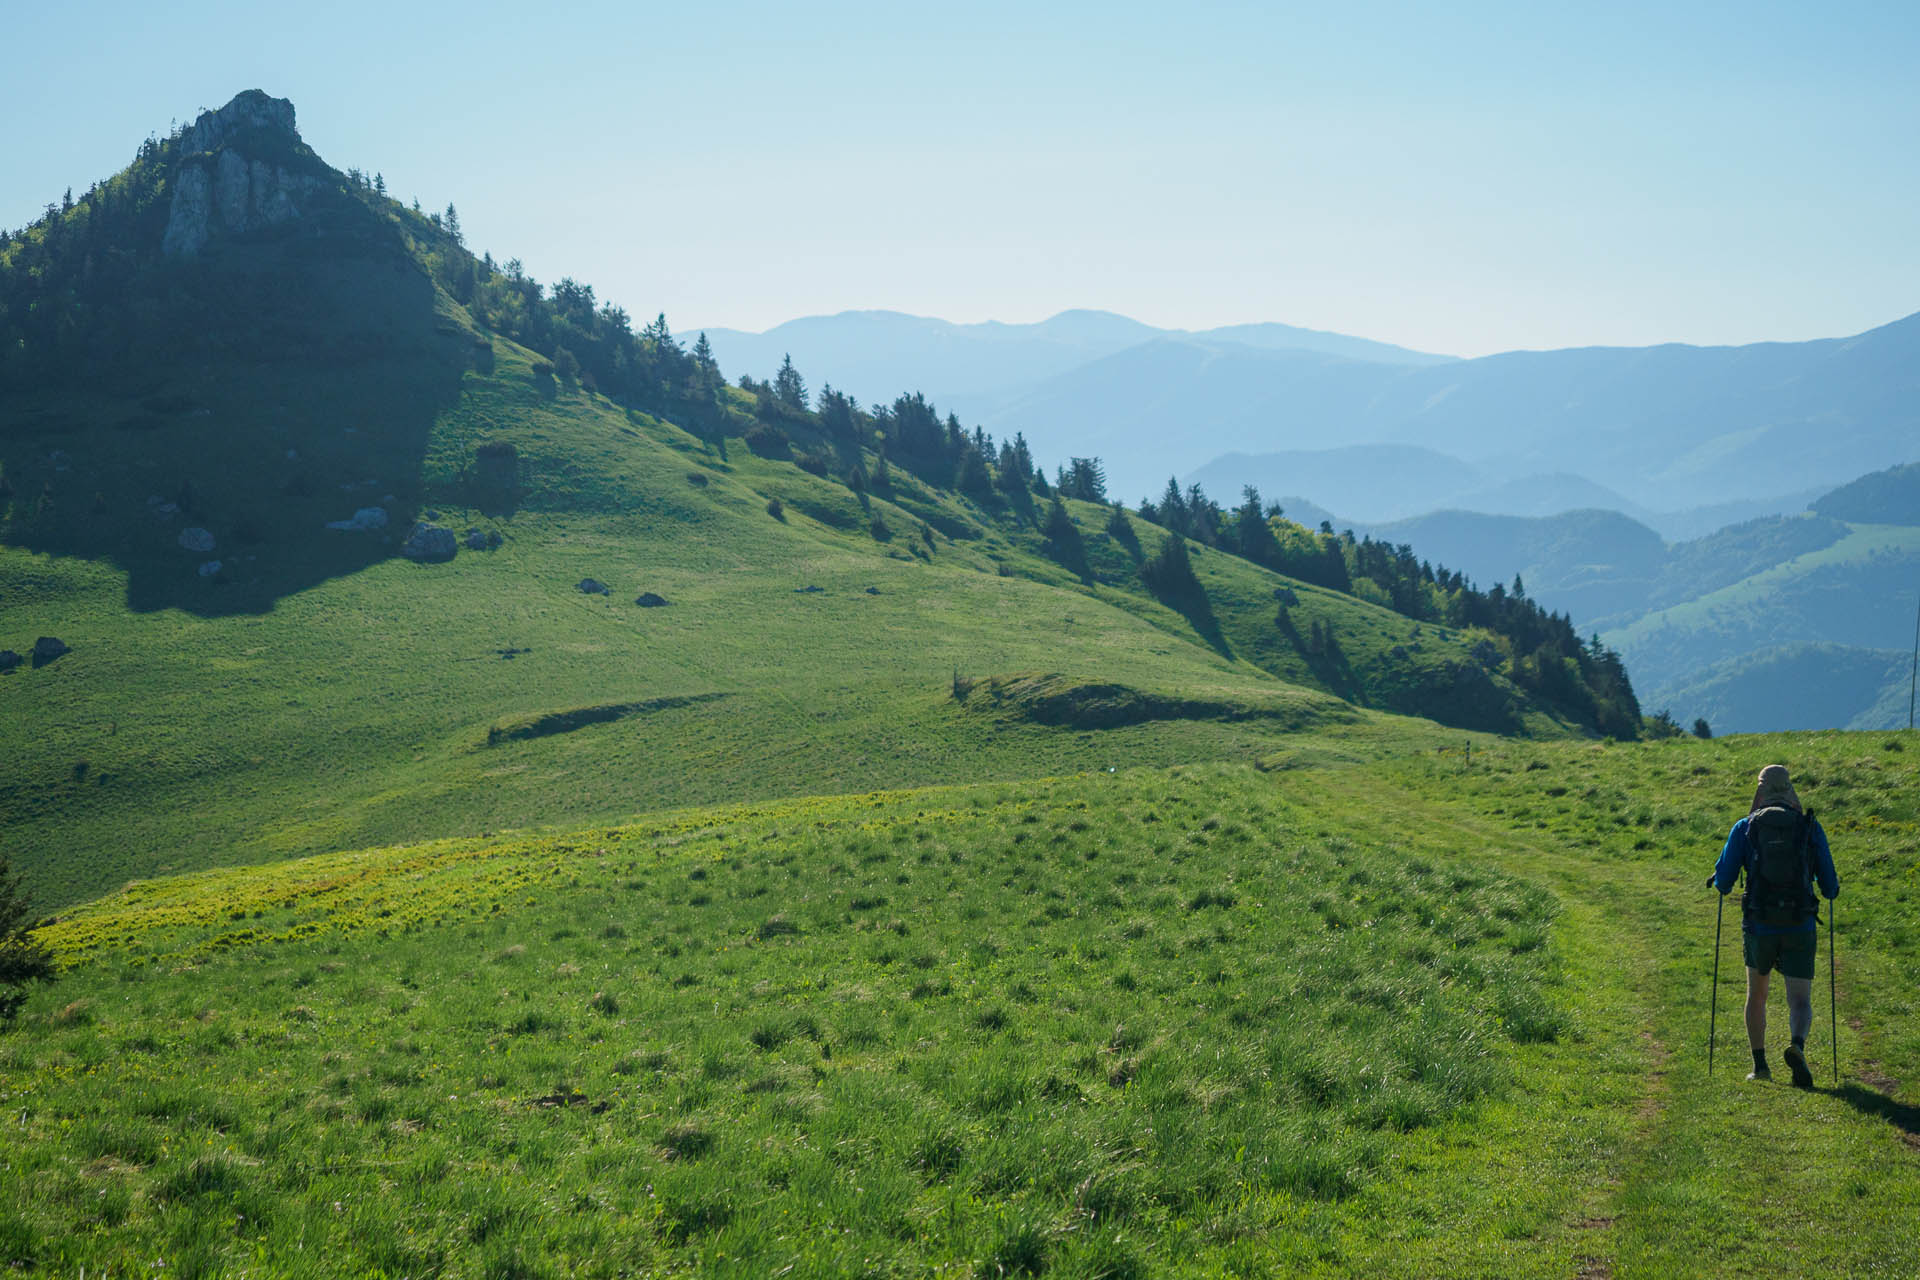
[1713,813,1838,934]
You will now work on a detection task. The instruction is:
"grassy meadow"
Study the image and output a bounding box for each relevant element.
[5,730,1917,1277]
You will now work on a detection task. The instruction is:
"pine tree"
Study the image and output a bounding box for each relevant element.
[773,353,808,411]
[1042,495,1090,581]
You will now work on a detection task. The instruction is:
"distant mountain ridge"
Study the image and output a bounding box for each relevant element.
[688,308,1454,409]
[690,306,1920,523]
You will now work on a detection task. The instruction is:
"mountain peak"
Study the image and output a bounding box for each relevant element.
[162,90,328,258]
[178,90,301,156]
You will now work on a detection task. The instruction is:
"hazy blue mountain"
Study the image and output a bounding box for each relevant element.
[1811,460,1920,525]
[1655,644,1913,734]
[966,311,1920,515]
[1603,523,1920,723]
[950,338,1407,500]
[1632,488,1833,542]
[1181,321,1453,366]
[689,309,1451,412]
[1182,446,1485,523]
[694,306,1918,528]
[1370,508,1669,625]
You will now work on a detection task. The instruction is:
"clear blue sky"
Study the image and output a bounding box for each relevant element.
[7,0,1917,357]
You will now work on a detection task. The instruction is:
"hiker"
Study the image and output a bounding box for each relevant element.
[1709,764,1838,1088]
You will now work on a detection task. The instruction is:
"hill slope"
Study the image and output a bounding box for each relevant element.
[1,92,1628,910]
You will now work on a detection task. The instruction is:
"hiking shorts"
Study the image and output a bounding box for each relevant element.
[1745,930,1816,980]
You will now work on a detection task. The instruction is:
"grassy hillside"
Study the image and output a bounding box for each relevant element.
[6,731,1917,1276]
[0,94,1610,911]
[10,314,1569,909]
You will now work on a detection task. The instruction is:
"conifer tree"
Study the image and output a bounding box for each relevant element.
[774,353,808,411]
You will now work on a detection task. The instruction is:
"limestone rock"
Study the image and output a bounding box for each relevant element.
[400,523,457,563]
[178,89,299,155]
[178,527,216,552]
[162,91,326,257]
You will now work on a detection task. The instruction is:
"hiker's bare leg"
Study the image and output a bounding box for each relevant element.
[1745,967,1770,1052]
[1785,976,1813,1043]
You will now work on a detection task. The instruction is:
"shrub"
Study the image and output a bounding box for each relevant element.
[0,848,53,1024]
[744,423,791,459]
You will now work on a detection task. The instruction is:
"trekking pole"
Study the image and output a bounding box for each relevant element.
[1709,890,1724,1073]
[1830,898,1839,1087]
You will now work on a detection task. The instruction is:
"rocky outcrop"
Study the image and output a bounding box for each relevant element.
[0,650,20,673]
[577,579,612,596]
[32,637,70,667]
[162,91,328,258]
[326,507,388,532]
[400,523,457,563]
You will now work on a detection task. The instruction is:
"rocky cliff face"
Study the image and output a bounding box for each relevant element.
[162,91,327,258]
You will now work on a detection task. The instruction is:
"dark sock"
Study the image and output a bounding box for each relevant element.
[1753,1049,1769,1073]
[1791,1037,1805,1052]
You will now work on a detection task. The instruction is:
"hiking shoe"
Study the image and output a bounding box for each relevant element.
[1784,1045,1814,1090]
[1746,1065,1772,1082]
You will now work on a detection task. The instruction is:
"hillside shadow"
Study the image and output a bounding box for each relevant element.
[1142,578,1231,659]
[1276,609,1354,699]
[1,234,477,618]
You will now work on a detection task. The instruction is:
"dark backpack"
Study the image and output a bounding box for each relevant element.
[1743,806,1815,927]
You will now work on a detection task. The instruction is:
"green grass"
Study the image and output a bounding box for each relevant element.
[5,764,1561,1277]
[7,731,1918,1276]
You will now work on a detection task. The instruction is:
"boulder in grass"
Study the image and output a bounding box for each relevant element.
[32,636,70,667]
[864,586,881,595]
[0,650,20,673]
[634,592,669,608]
[400,523,458,563]
[325,506,389,532]
[178,526,216,552]
[577,578,612,596]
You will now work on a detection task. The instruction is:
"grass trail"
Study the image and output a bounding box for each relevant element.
[1317,745,1920,1279]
